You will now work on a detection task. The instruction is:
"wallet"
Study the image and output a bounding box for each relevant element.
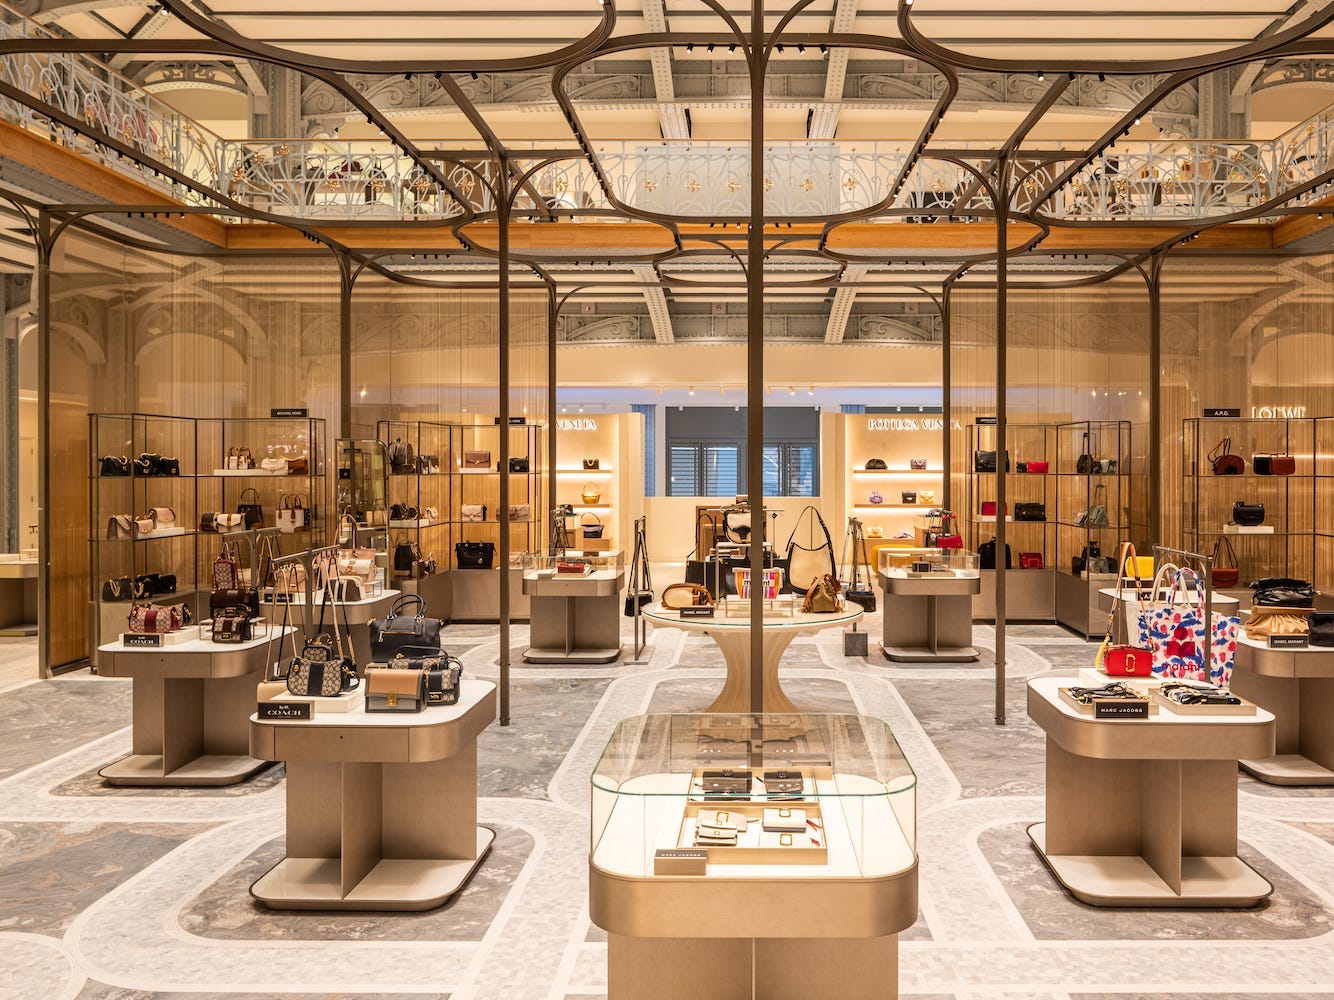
[697,808,748,835]
[762,769,804,796]
[701,769,752,797]
[762,807,807,832]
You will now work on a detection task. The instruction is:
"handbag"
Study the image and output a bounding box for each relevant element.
[1024,460,1049,474]
[455,541,495,569]
[981,501,1003,517]
[841,519,876,612]
[227,446,255,471]
[901,491,916,504]
[918,490,936,505]
[287,456,309,476]
[1210,535,1239,588]
[1097,458,1118,475]
[277,494,307,532]
[1072,540,1101,575]
[979,538,1011,570]
[388,437,417,474]
[801,574,842,614]
[1250,577,1316,608]
[133,573,161,599]
[212,543,242,590]
[1015,502,1046,522]
[662,582,713,609]
[581,512,604,538]
[935,534,963,549]
[1078,484,1109,528]
[370,594,443,663]
[260,457,289,475]
[1243,606,1310,640]
[102,577,134,602]
[210,606,254,644]
[1076,432,1095,475]
[1232,501,1264,526]
[99,455,131,477]
[783,505,837,594]
[723,508,753,543]
[509,457,530,473]
[508,504,531,522]
[865,458,888,470]
[425,657,464,706]
[581,482,601,504]
[1309,611,1334,646]
[1141,565,1239,685]
[285,574,358,696]
[213,513,245,533]
[211,587,259,617]
[583,458,600,470]
[910,458,927,470]
[106,514,134,540]
[461,504,487,522]
[389,503,419,521]
[393,538,422,575]
[365,667,426,712]
[1097,542,1153,676]
[1253,453,1296,476]
[625,517,653,616]
[1209,437,1245,475]
[464,450,491,468]
[867,490,883,504]
[974,450,1009,473]
[135,453,162,476]
[149,506,175,526]
[1018,552,1043,570]
[134,513,156,537]
[128,601,191,634]
[237,488,264,529]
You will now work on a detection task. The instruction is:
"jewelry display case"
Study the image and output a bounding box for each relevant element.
[521,550,626,663]
[590,712,918,1000]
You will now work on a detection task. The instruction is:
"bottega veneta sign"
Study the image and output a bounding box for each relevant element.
[557,418,599,431]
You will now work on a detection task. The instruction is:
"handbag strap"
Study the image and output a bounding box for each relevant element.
[1208,436,1232,462]
[1211,533,1238,569]
[240,487,259,504]
[581,511,601,526]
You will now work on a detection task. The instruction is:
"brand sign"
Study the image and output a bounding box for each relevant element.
[1203,407,1241,418]
[680,605,716,619]
[121,633,162,648]
[1268,634,1310,649]
[1094,700,1149,719]
[493,416,527,425]
[1251,405,1307,419]
[867,417,961,432]
[975,416,998,425]
[556,418,599,431]
[271,407,308,418]
[257,701,314,721]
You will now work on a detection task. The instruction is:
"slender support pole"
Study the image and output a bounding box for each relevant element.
[547,280,558,531]
[747,0,766,713]
[497,166,512,726]
[994,159,1009,727]
[941,287,952,511]
[338,252,353,439]
[1148,254,1163,546]
[36,211,51,678]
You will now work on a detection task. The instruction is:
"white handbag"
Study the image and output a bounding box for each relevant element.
[277,494,307,533]
[214,513,245,533]
[260,457,289,475]
[461,504,486,522]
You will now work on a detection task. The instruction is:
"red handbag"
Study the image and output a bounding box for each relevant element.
[1018,552,1044,569]
[981,502,1006,516]
[1211,535,1239,588]
[1098,541,1152,676]
[935,534,963,549]
[1025,461,1049,474]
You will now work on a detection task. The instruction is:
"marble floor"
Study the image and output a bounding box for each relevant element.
[1,613,1333,1000]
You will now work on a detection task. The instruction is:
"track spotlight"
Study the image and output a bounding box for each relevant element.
[776,44,784,53]
[1097,73,1106,83]
[686,42,694,52]
[729,43,737,52]
[1134,117,1141,125]
[707,43,714,53]
[1037,71,1045,81]
[405,72,412,81]
[797,43,805,53]
[819,44,828,53]
[470,71,479,80]
[434,71,442,81]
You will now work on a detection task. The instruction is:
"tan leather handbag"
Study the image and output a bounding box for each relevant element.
[801,574,842,613]
[662,582,713,610]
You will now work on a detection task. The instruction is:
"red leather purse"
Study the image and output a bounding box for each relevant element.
[935,534,963,549]
[1025,461,1049,474]
[1098,541,1152,676]
[1018,552,1044,570]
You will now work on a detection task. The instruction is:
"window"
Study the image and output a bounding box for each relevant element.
[763,444,817,497]
[670,442,740,496]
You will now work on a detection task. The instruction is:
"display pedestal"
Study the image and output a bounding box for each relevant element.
[641,604,863,713]
[607,934,897,1000]
[449,567,531,623]
[523,567,625,663]
[1230,636,1334,785]
[261,589,398,669]
[0,557,38,636]
[1055,570,1117,638]
[248,679,496,911]
[877,573,980,662]
[96,630,289,786]
[1027,676,1274,906]
[972,568,1054,621]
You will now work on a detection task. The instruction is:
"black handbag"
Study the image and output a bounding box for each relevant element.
[388,437,417,474]
[237,487,264,529]
[864,458,887,470]
[509,457,530,473]
[211,587,259,616]
[1251,577,1317,608]
[158,457,180,476]
[979,538,1011,570]
[133,573,160,599]
[581,512,604,539]
[370,594,444,662]
[101,577,134,602]
[390,503,419,521]
[388,646,463,706]
[1015,502,1046,522]
[1072,540,1101,575]
[99,455,131,477]
[1232,501,1265,526]
[1309,611,1334,646]
[455,540,495,569]
[135,453,161,476]
[1076,431,1094,475]
[393,539,421,573]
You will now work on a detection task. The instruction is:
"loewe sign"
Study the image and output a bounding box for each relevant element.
[557,418,599,431]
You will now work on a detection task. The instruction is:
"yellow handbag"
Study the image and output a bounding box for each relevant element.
[581,481,602,504]
[917,490,936,506]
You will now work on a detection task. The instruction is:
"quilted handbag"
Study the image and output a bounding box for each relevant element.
[99,455,131,477]
[1209,437,1245,475]
[370,594,443,663]
[1141,565,1239,686]
[101,577,134,602]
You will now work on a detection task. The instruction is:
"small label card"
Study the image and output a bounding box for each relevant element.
[257,701,313,721]
[1094,699,1150,720]
[1269,634,1309,649]
[121,633,162,648]
[1203,407,1241,418]
[271,407,308,418]
[493,416,527,425]
[654,849,708,875]
[975,416,998,425]
[680,605,716,618]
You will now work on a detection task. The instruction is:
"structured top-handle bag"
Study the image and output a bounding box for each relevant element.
[370,594,443,662]
[1076,431,1095,474]
[580,512,604,538]
[237,488,264,529]
[1097,541,1153,676]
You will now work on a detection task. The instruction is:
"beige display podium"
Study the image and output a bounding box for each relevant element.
[641,603,863,713]
[96,628,291,786]
[1027,675,1275,907]
[248,678,496,911]
[260,588,399,667]
[522,565,626,663]
[876,570,981,662]
[1230,635,1334,785]
[0,555,38,636]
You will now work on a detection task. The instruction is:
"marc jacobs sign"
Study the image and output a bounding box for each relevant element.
[557,418,599,431]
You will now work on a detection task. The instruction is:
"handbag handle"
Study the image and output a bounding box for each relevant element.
[581,511,601,526]
[1211,533,1238,569]
[1208,436,1232,462]
[388,593,426,620]
[240,487,259,504]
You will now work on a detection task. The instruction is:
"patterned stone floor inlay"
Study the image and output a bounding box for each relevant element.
[3,621,1334,1000]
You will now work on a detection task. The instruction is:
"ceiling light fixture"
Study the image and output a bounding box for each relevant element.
[788,386,796,396]
[1037,71,1045,81]
[688,386,695,395]
[686,42,694,52]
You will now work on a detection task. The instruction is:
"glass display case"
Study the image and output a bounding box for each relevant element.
[590,713,916,880]
[876,545,980,578]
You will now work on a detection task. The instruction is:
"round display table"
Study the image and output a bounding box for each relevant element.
[641,603,863,713]
[248,678,496,911]
[1027,675,1275,907]
[97,628,292,786]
